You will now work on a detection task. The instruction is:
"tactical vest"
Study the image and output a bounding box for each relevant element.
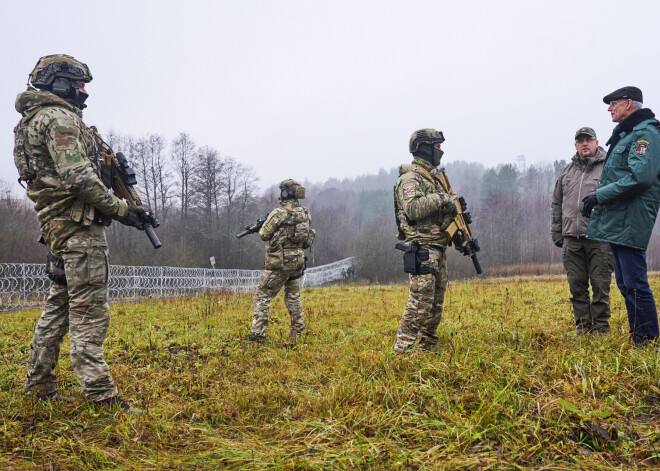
[270,206,315,250]
[14,104,106,226]
[394,164,449,246]
[13,109,41,185]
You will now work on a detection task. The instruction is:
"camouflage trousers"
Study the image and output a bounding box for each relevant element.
[395,247,448,352]
[25,221,117,401]
[251,268,304,339]
[562,237,613,333]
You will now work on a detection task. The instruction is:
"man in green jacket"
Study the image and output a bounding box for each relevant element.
[582,86,660,345]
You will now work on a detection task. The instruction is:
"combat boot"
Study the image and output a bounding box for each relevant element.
[37,391,68,401]
[418,342,438,353]
[95,395,146,415]
[393,339,408,354]
[248,333,265,343]
[288,330,301,345]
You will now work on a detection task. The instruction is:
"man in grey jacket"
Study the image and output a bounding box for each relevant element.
[551,127,613,334]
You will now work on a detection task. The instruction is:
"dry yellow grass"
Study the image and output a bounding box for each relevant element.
[1,275,660,469]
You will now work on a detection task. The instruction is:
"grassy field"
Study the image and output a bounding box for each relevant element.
[2,275,660,470]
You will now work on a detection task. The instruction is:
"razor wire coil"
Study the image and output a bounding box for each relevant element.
[0,257,354,312]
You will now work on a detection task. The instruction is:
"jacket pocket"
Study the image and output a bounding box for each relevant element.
[302,229,316,249]
[63,245,109,288]
[599,204,626,236]
[70,200,85,222]
[283,248,305,273]
[87,247,109,285]
[264,246,284,270]
[609,146,629,169]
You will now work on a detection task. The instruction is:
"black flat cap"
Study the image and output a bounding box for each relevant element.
[603,86,643,104]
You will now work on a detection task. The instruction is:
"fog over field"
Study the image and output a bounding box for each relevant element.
[2,0,660,194]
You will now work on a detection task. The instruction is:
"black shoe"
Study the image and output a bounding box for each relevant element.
[592,328,610,335]
[95,395,146,415]
[248,334,265,343]
[631,337,657,347]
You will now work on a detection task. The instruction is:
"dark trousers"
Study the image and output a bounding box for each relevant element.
[611,244,660,344]
[562,237,613,332]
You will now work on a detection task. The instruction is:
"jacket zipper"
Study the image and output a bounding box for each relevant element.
[576,163,586,235]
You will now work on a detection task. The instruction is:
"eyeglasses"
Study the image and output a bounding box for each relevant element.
[609,99,628,107]
[575,136,596,143]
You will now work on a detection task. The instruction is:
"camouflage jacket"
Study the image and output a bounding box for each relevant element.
[259,200,315,271]
[394,157,453,246]
[13,89,125,228]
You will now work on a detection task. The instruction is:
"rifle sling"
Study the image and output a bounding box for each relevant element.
[411,164,448,193]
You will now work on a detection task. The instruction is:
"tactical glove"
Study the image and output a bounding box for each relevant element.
[443,198,458,217]
[554,238,563,248]
[119,205,148,230]
[439,214,454,232]
[580,190,599,218]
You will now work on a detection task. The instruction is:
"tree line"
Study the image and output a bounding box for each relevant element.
[3,134,660,282]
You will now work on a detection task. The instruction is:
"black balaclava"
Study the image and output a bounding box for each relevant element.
[72,88,89,109]
[66,83,89,110]
[415,143,444,167]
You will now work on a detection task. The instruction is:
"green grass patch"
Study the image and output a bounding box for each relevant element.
[2,276,660,469]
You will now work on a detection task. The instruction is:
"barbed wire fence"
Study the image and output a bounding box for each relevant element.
[0,257,355,312]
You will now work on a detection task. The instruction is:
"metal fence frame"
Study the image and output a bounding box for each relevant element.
[0,257,354,312]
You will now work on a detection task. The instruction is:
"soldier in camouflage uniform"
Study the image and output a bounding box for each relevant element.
[393,129,457,353]
[249,179,316,343]
[13,55,146,413]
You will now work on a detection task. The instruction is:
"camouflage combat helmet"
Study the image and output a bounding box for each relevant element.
[409,128,445,154]
[29,54,92,89]
[280,179,306,199]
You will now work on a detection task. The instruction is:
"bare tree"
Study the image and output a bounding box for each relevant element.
[191,146,224,239]
[171,132,196,220]
[104,129,122,152]
[145,134,172,219]
[128,134,173,220]
[215,156,260,265]
[0,179,42,263]
[127,136,151,207]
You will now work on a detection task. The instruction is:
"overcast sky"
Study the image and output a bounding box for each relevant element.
[3,0,660,194]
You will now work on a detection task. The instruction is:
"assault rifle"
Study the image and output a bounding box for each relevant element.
[432,167,482,274]
[91,127,162,249]
[236,214,268,238]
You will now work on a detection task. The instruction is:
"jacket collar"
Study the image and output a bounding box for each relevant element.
[411,156,435,172]
[280,199,300,209]
[15,88,82,117]
[399,157,437,176]
[571,146,607,167]
[606,108,656,147]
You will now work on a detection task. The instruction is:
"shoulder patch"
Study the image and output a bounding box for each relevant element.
[402,181,416,199]
[635,139,650,156]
